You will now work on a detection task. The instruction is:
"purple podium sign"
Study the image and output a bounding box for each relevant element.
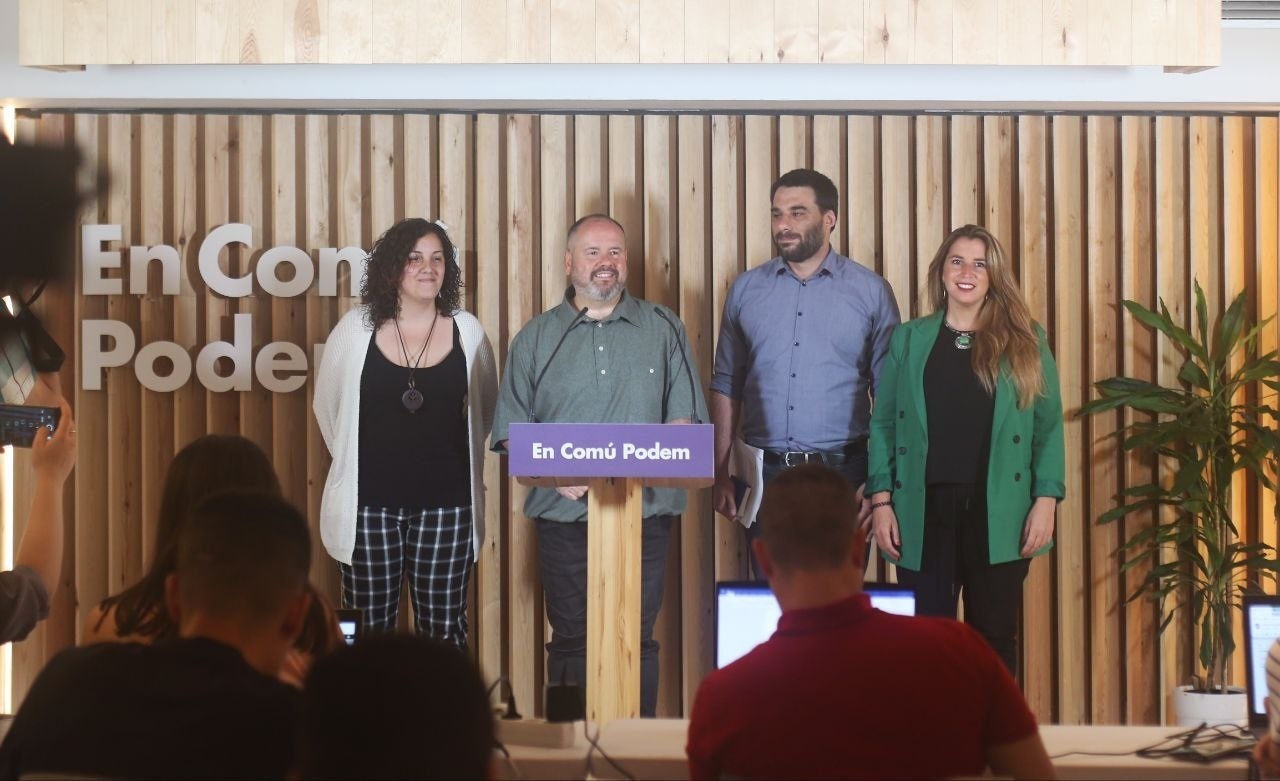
[507,422,714,481]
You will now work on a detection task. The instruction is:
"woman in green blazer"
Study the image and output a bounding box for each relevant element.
[866,224,1065,674]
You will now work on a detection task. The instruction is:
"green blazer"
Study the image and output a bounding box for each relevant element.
[866,311,1066,570]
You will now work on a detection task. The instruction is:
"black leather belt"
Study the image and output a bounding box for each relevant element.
[761,440,866,468]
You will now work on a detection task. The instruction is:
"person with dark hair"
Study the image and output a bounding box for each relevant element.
[315,218,497,643]
[685,464,1054,780]
[81,434,341,680]
[867,224,1065,674]
[296,634,495,780]
[0,491,314,779]
[711,168,900,578]
[84,434,286,643]
[491,213,708,717]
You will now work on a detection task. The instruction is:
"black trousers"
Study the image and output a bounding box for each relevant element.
[894,483,1030,675]
[534,515,673,718]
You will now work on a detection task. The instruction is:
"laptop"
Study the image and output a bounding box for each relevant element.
[335,608,364,646]
[714,581,916,669]
[1244,594,1280,737]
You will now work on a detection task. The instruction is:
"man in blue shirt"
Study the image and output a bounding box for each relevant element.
[711,169,900,577]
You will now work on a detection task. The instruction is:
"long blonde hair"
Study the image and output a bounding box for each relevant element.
[926,225,1044,409]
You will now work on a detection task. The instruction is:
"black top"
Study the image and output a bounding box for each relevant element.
[0,637,300,780]
[358,320,471,509]
[923,324,996,487]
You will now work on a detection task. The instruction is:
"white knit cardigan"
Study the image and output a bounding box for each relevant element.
[313,306,498,565]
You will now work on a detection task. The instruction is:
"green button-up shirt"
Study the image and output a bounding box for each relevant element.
[492,289,709,522]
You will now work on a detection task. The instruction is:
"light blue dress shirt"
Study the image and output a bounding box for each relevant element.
[711,249,900,452]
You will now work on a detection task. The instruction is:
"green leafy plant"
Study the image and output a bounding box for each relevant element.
[1080,281,1280,694]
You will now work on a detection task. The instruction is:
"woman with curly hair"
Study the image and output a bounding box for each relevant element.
[314,218,497,646]
[866,224,1065,674]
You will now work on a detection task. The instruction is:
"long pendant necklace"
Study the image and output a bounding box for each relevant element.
[943,319,976,350]
[392,310,439,412]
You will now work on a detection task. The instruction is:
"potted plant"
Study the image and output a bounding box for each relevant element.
[1081,281,1280,725]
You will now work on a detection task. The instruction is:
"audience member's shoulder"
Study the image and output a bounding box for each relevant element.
[689,663,739,723]
[33,640,148,690]
[876,608,958,634]
[244,667,303,711]
[887,612,1007,665]
[695,640,777,708]
[165,638,301,716]
[61,637,150,661]
[178,637,299,684]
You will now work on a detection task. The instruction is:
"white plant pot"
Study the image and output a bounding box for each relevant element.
[1173,685,1248,727]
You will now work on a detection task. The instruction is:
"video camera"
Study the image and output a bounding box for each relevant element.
[0,139,89,384]
[0,139,84,289]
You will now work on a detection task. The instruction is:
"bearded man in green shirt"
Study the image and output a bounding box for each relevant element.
[492,214,708,717]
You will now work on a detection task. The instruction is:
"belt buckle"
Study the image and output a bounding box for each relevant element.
[783,451,814,468]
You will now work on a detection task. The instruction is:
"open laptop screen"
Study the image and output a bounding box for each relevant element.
[714,581,916,669]
[1244,595,1280,729]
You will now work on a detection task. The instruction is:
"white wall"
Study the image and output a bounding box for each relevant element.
[2,0,1279,111]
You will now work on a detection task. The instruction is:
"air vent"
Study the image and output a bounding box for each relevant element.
[1223,1,1280,19]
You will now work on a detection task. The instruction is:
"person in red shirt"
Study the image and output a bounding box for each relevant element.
[686,463,1055,780]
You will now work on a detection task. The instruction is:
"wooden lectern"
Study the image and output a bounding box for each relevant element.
[507,422,714,723]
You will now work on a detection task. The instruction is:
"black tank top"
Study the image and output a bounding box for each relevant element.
[357,320,471,509]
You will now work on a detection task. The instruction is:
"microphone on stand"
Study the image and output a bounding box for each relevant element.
[653,306,702,425]
[528,306,589,422]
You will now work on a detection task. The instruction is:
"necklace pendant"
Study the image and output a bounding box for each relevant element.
[954,333,973,350]
[402,387,424,412]
[393,311,439,414]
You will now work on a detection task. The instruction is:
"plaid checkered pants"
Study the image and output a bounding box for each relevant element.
[339,505,473,647]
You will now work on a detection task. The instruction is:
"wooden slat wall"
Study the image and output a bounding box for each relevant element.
[17,0,1223,68]
[1153,113,1193,723]
[7,109,1279,726]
